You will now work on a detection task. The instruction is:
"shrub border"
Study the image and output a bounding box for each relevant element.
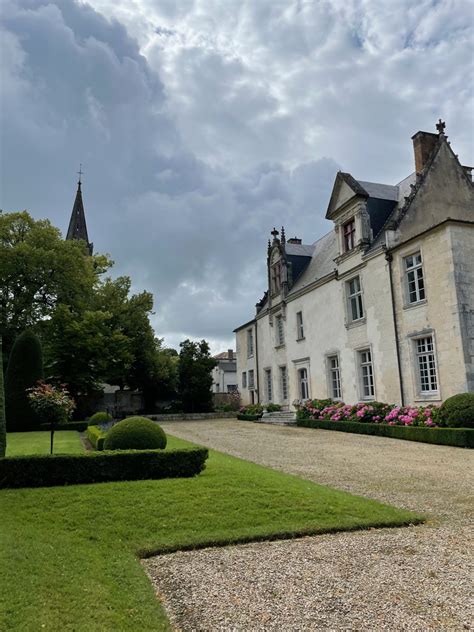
[86,425,106,450]
[0,448,209,488]
[297,418,474,448]
[237,414,262,421]
[39,421,88,432]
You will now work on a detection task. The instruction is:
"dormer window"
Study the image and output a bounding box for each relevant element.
[343,218,356,252]
[270,249,282,295]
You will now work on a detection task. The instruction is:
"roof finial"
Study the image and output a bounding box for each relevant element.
[281,226,286,243]
[436,119,446,135]
[77,163,84,186]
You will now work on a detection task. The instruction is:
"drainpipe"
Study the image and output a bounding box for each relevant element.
[254,321,260,403]
[385,251,405,406]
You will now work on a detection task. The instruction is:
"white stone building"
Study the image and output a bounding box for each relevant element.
[235,122,474,408]
[211,350,238,393]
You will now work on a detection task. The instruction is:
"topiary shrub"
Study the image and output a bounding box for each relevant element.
[439,393,474,428]
[88,411,113,427]
[5,330,44,432]
[103,417,167,451]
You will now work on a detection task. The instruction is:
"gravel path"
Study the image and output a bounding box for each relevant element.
[143,420,474,631]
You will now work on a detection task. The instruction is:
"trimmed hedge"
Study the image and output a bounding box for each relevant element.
[439,393,474,428]
[86,425,106,451]
[104,417,167,451]
[0,448,209,488]
[40,421,88,432]
[297,418,474,448]
[237,414,262,421]
[88,411,113,427]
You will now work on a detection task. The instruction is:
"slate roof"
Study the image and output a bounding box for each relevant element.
[66,181,93,254]
[285,243,315,257]
[358,180,399,201]
[288,231,337,295]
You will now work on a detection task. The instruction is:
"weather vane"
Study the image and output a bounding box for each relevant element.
[77,163,84,184]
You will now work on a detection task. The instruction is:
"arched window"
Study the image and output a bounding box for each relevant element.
[299,368,309,400]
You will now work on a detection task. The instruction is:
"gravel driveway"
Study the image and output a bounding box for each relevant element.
[143,420,474,631]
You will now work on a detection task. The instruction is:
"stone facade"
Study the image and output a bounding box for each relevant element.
[211,350,238,393]
[235,124,474,408]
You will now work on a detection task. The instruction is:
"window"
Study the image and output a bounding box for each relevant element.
[264,369,272,401]
[415,336,438,393]
[405,252,425,304]
[248,370,255,389]
[279,366,288,400]
[296,311,304,340]
[247,328,254,357]
[358,349,374,399]
[347,276,364,322]
[343,218,356,252]
[298,368,309,400]
[271,262,281,295]
[227,384,238,393]
[275,314,285,346]
[242,372,247,389]
[328,355,342,400]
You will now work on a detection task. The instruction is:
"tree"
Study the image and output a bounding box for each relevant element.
[0,337,6,456]
[178,339,217,413]
[5,330,44,432]
[0,210,111,361]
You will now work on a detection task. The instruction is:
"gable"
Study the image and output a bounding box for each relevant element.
[392,140,474,245]
[325,173,368,219]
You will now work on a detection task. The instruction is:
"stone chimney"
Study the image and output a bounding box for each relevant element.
[411,131,439,174]
[228,349,233,361]
[287,237,302,244]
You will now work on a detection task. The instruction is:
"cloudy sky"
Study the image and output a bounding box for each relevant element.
[1,0,473,352]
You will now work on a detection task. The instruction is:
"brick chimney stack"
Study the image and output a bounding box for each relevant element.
[287,237,302,244]
[411,131,439,174]
[228,349,233,361]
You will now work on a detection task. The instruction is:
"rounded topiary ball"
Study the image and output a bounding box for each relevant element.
[103,417,167,450]
[439,393,474,428]
[88,411,113,426]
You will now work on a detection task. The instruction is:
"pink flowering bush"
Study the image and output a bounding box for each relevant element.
[296,398,440,427]
[28,381,76,425]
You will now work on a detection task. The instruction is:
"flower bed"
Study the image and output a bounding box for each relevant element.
[296,399,473,447]
[297,399,440,427]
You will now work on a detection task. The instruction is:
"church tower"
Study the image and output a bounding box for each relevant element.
[66,167,93,255]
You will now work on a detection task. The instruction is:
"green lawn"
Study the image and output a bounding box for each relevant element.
[6,431,85,456]
[0,434,423,631]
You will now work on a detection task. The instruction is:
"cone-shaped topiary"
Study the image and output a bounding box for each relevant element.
[439,393,474,428]
[5,330,44,432]
[0,337,6,457]
[103,417,167,450]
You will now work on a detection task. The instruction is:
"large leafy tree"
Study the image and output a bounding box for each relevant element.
[1,211,177,408]
[178,339,216,413]
[0,211,109,361]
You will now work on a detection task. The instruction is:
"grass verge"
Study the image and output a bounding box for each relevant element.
[6,431,85,456]
[0,435,423,631]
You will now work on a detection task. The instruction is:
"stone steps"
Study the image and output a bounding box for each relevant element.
[256,411,297,425]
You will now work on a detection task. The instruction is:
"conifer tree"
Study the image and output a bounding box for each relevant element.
[5,330,44,432]
[0,337,6,456]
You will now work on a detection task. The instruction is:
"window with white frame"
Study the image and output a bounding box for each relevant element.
[247,328,254,357]
[327,355,342,400]
[279,366,288,400]
[405,252,425,304]
[347,276,364,322]
[248,369,255,389]
[298,367,309,400]
[264,369,272,401]
[358,349,374,399]
[242,372,247,389]
[275,314,285,346]
[296,311,304,340]
[414,336,438,393]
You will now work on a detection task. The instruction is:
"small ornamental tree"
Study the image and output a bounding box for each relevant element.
[28,382,75,454]
[0,337,6,457]
[178,339,217,413]
[5,330,44,432]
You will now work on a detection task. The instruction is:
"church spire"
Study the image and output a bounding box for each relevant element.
[66,166,93,254]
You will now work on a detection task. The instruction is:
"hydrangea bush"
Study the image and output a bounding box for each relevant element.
[296,398,441,427]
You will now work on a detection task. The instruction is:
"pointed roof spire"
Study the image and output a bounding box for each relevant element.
[66,166,93,255]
